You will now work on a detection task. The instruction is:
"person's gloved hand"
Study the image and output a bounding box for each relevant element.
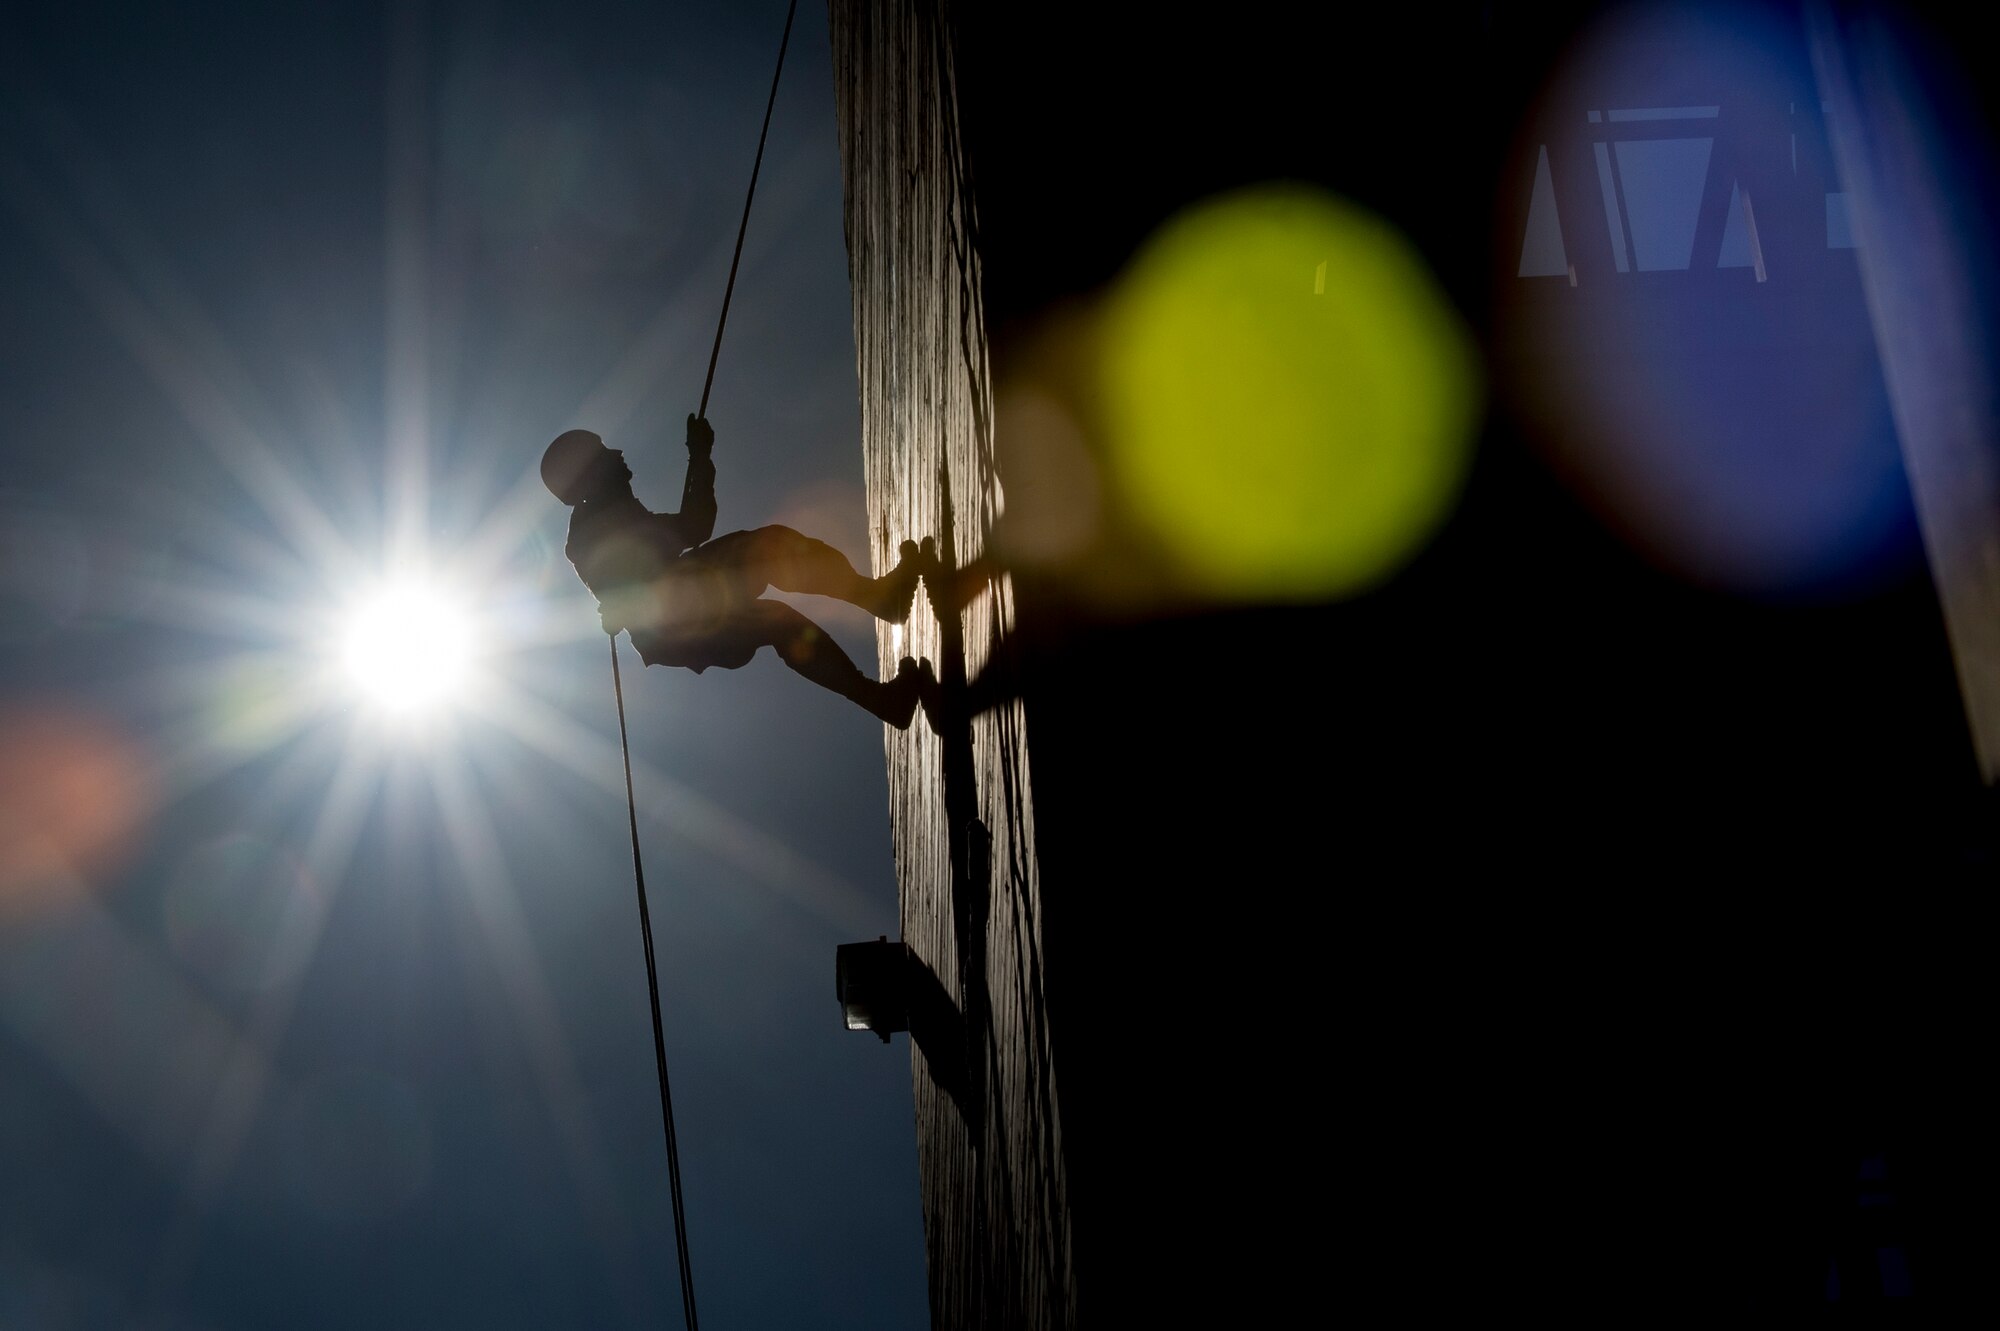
[686,413,715,459]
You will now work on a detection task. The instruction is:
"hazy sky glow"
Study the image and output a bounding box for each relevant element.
[0,3,927,1327]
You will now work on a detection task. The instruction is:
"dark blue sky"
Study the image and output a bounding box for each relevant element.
[0,2,929,1326]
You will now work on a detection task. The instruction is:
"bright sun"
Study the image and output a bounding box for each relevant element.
[340,581,475,714]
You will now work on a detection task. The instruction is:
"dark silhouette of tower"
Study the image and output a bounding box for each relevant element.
[829,2,1994,1320]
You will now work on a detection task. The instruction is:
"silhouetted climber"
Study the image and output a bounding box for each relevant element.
[543,414,939,728]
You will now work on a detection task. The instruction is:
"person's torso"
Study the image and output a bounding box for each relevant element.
[567,498,743,651]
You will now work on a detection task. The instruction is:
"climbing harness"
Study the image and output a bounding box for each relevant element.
[608,2,800,1327]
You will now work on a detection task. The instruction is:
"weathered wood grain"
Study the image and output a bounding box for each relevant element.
[829,3,1074,1327]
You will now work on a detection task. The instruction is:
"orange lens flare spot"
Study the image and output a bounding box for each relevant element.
[0,705,152,920]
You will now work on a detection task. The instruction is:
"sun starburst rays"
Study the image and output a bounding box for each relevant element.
[5,44,887,1313]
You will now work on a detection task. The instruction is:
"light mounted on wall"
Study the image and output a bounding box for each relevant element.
[836,936,910,1043]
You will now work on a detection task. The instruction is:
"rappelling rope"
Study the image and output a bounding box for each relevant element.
[610,636,697,1329]
[702,0,801,420]
[608,1,801,1327]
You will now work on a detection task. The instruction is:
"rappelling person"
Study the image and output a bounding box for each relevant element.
[542,414,942,729]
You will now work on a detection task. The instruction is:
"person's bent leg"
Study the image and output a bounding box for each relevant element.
[749,599,934,727]
[704,526,925,622]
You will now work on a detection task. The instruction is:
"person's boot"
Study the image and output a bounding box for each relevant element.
[876,656,939,730]
[868,539,931,623]
[908,655,943,733]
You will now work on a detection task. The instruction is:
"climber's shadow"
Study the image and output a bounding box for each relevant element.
[919,462,1006,1128]
[906,948,977,1127]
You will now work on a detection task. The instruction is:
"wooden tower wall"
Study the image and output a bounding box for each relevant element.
[829,3,1074,1327]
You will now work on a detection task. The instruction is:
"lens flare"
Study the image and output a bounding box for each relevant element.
[1098,184,1479,600]
[1496,2,1918,597]
[0,705,152,919]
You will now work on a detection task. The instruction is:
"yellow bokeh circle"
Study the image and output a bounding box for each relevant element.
[1098,184,1478,600]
